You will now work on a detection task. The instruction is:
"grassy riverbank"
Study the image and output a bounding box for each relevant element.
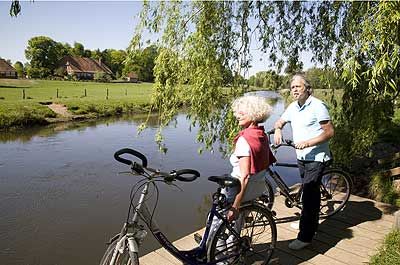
[0,79,154,129]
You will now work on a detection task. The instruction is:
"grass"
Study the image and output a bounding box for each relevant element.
[369,172,400,206]
[0,79,154,101]
[0,79,154,129]
[370,229,400,265]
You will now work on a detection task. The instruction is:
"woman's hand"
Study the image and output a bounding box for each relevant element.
[226,207,239,222]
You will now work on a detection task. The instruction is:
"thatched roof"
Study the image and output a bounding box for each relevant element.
[0,59,16,72]
[60,56,113,75]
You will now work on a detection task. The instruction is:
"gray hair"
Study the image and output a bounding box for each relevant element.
[291,73,313,94]
[232,95,272,123]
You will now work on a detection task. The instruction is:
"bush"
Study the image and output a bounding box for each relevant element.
[370,229,400,265]
[94,72,112,83]
[369,172,400,206]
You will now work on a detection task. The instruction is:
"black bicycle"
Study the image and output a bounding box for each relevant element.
[259,130,353,218]
[100,148,277,265]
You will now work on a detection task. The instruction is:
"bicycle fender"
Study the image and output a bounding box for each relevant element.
[127,236,139,253]
[116,235,127,254]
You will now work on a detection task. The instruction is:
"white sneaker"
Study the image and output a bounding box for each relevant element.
[290,221,299,230]
[288,239,310,250]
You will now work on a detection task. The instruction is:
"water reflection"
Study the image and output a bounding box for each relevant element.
[0,113,161,143]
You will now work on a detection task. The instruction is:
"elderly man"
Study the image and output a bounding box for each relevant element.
[274,73,334,250]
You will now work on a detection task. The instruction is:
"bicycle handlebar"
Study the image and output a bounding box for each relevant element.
[114,148,148,167]
[114,148,200,182]
[271,139,295,149]
[266,128,296,149]
[173,169,200,182]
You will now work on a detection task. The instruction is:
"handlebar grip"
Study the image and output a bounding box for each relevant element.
[114,148,148,168]
[266,128,275,135]
[174,169,200,182]
[285,139,295,147]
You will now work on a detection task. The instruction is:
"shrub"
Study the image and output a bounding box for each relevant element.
[370,229,400,265]
[369,172,400,206]
[94,72,112,83]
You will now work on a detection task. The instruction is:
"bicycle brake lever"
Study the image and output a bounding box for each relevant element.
[131,162,144,174]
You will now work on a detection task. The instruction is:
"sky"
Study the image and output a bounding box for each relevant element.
[0,0,316,77]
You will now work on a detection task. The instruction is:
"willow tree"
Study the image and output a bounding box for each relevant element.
[128,1,399,161]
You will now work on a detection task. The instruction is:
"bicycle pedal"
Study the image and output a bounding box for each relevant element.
[193,233,202,244]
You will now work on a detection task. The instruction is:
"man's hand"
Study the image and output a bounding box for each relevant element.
[274,128,282,146]
[273,119,286,146]
[295,140,310,149]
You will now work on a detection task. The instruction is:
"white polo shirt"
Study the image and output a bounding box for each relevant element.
[281,96,332,162]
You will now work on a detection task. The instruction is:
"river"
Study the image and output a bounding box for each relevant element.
[0,91,299,265]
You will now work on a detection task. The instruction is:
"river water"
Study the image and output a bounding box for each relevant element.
[0,91,299,265]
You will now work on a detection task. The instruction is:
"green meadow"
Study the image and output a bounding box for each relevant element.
[0,79,154,129]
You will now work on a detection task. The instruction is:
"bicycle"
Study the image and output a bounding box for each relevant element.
[99,148,277,265]
[259,129,353,218]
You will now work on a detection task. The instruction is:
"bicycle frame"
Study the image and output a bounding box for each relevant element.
[265,161,344,211]
[109,180,242,265]
[266,163,303,209]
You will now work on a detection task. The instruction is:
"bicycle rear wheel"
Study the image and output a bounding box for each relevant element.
[259,178,275,210]
[319,169,352,218]
[99,237,139,265]
[208,203,276,264]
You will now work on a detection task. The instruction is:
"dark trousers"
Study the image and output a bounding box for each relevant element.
[297,160,326,242]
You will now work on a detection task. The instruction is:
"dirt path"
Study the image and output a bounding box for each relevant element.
[47,103,72,117]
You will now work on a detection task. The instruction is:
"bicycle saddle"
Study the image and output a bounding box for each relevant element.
[208,175,241,189]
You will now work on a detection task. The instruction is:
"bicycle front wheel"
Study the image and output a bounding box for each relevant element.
[319,169,352,218]
[99,237,139,265]
[208,203,276,265]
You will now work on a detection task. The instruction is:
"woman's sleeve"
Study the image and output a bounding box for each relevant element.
[234,136,250,157]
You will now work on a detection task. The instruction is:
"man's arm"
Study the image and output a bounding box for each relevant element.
[273,118,287,145]
[295,120,334,149]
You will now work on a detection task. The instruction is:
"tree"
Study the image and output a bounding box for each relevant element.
[100,49,127,79]
[249,70,283,90]
[71,42,85,57]
[25,36,67,78]
[13,61,24,78]
[124,45,158,82]
[129,1,399,160]
[304,67,344,91]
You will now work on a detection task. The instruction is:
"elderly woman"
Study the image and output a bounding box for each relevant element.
[225,95,276,222]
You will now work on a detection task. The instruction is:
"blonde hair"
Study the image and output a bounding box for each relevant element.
[232,95,272,123]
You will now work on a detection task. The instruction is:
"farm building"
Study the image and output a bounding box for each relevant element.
[0,59,18,79]
[59,56,113,80]
[125,72,139,83]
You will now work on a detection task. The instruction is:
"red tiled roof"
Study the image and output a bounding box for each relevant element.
[0,59,17,72]
[60,56,113,75]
